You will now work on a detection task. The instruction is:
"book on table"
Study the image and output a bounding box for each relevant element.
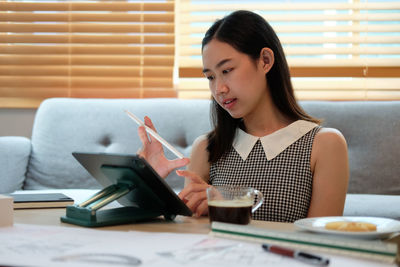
[9,193,74,209]
[210,221,398,264]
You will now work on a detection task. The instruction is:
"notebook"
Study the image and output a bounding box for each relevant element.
[9,193,74,209]
[210,222,398,264]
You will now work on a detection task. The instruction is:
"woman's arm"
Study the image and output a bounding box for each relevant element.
[307,128,349,217]
[178,134,211,216]
[186,135,210,184]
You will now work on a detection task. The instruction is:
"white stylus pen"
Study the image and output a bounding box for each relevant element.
[124,110,184,159]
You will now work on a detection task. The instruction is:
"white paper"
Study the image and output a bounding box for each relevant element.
[0,223,395,267]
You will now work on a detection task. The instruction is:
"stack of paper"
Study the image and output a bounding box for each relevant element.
[0,223,395,267]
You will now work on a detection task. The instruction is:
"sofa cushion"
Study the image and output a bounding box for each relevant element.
[344,194,400,219]
[25,98,212,190]
[0,136,31,193]
[300,101,400,194]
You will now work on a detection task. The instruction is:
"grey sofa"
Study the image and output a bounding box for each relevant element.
[1,98,399,218]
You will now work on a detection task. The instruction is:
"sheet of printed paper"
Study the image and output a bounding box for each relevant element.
[0,224,395,267]
[156,236,396,267]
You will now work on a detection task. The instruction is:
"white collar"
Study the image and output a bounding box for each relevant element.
[232,120,318,161]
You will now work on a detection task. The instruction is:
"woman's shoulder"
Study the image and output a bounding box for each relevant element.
[192,134,209,150]
[310,127,348,173]
[313,127,348,156]
[315,127,346,144]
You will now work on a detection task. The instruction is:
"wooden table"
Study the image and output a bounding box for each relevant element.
[11,208,400,266]
[14,207,295,233]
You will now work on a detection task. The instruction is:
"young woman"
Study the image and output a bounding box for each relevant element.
[137,10,349,222]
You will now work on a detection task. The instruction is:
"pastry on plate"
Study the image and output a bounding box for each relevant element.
[325,221,377,232]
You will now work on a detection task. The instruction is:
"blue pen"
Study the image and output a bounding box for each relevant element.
[262,244,330,266]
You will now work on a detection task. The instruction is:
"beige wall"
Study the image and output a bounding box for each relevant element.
[0,109,36,138]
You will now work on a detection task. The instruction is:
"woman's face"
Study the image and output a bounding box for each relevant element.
[202,39,271,120]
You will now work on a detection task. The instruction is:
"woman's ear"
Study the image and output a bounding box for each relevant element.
[259,47,274,74]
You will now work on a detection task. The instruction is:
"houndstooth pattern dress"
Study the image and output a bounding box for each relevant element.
[209,126,321,223]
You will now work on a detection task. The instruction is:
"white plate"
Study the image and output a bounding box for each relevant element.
[294,216,400,239]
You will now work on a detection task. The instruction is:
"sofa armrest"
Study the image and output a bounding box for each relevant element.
[344,194,400,219]
[0,136,31,193]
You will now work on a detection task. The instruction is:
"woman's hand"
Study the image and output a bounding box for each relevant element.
[177,170,211,217]
[137,116,189,178]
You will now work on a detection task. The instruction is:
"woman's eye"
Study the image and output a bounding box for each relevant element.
[222,68,232,74]
[206,75,214,81]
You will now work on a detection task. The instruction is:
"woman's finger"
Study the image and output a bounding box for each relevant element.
[137,125,150,145]
[144,116,157,132]
[176,170,205,184]
[195,200,209,217]
[169,158,190,171]
[185,192,207,214]
[178,182,209,201]
[143,116,163,144]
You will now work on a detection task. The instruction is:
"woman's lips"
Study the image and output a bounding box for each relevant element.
[222,98,237,109]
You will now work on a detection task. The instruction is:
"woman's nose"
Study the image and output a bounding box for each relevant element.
[215,79,229,95]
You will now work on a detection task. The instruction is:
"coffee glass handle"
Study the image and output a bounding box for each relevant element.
[251,190,264,213]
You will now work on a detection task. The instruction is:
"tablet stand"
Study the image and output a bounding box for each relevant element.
[61,166,177,227]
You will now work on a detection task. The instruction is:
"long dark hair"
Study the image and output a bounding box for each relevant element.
[203,10,319,163]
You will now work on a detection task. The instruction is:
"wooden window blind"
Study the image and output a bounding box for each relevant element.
[177,0,400,100]
[0,0,175,108]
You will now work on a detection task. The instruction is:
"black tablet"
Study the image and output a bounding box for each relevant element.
[72,152,192,219]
